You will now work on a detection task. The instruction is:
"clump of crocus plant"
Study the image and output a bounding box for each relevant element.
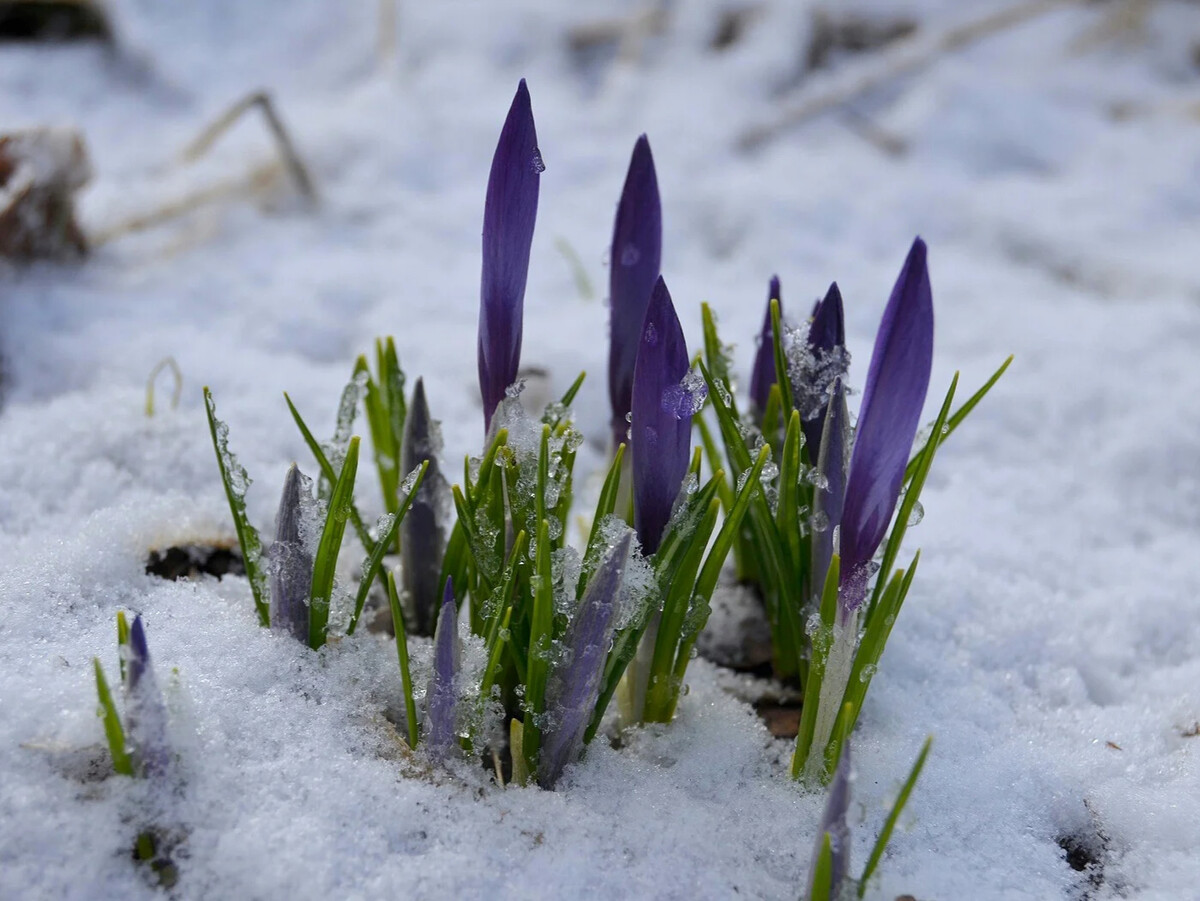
[699,239,1011,783]
[805,736,932,899]
[199,75,1005,806]
[205,388,428,650]
[93,613,179,885]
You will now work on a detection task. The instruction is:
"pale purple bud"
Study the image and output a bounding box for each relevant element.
[124,616,171,780]
[426,578,460,761]
[270,463,312,644]
[538,532,633,788]
[807,740,852,900]
[401,378,448,636]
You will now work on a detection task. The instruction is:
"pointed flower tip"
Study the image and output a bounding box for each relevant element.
[479,79,541,431]
[839,242,934,596]
[750,276,782,414]
[608,134,663,447]
[127,614,150,676]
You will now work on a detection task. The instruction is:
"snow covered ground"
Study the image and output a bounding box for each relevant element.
[1,1,1198,898]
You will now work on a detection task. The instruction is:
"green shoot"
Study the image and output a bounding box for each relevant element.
[203,387,269,626]
[94,658,132,776]
[386,571,419,749]
[309,436,361,649]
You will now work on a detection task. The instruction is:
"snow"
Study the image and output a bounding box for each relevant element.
[1,1,1199,898]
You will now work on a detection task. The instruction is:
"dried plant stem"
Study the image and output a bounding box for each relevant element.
[738,0,1084,151]
[145,357,182,417]
[89,160,280,247]
[181,91,316,202]
[378,0,398,68]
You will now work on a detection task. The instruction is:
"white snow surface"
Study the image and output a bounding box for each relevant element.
[2,1,1199,899]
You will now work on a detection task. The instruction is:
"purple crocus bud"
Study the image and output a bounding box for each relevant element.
[270,464,312,644]
[538,532,633,789]
[608,135,662,451]
[839,238,934,612]
[799,282,846,461]
[124,616,171,780]
[806,740,852,900]
[811,380,848,597]
[631,276,694,556]
[478,79,542,433]
[749,275,782,417]
[425,578,460,762]
[401,378,448,636]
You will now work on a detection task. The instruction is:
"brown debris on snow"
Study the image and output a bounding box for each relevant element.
[0,127,91,261]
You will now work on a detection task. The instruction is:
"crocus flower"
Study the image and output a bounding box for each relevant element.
[270,463,312,644]
[538,532,633,789]
[478,79,541,432]
[798,282,846,461]
[426,578,460,761]
[839,238,933,613]
[811,379,848,597]
[124,616,171,780]
[631,276,695,555]
[608,134,662,450]
[401,377,447,636]
[748,275,781,418]
[806,740,852,900]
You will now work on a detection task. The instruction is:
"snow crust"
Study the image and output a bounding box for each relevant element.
[1,1,1199,898]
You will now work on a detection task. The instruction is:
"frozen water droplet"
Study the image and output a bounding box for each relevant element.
[644,322,658,346]
[620,243,641,267]
[858,664,878,682]
[530,148,545,173]
[907,500,924,527]
[661,369,708,419]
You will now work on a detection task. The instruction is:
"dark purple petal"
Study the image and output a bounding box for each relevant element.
[799,282,846,460]
[426,578,460,761]
[538,532,632,789]
[631,276,692,555]
[270,464,312,644]
[478,79,541,432]
[401,378,448,636]
[749,275,781,417]
[608,135,662,450]
[124,616,171,780]
[811,380,847,601]
[807,740,852,899]
[839,238,934,607]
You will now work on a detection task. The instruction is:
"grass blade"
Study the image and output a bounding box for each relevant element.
[94,659,133,776]
[346,461,429,634]
[904,355,1010,482]
[858,737,932,894]
[386,571,419,749]
[283,392,378,557]
[203,387,268,626]
[309,437,361,649]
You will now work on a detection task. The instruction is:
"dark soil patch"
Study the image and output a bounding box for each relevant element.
[145,544,245,581]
